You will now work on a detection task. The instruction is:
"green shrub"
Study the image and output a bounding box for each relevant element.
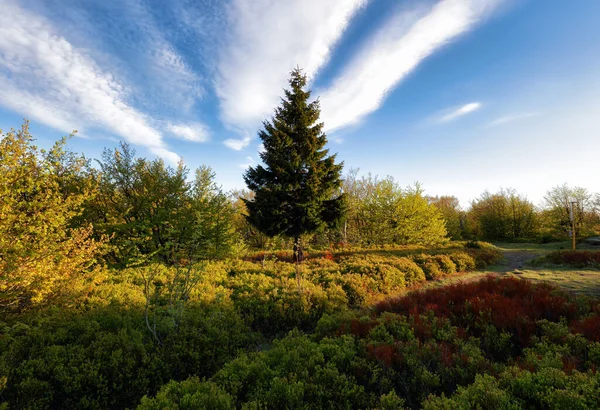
[305,257,340,272]
[387,257,426,285]
[412,254,443,280]
[137,377,234,410]
[208,333,370,409]
[0,306,255,410]
[227,271,347,334]
[464,241,496,250]
[334,272,371,307]
[433,255,457,275]
[447,252,476,272]
[467,248,503,269]
[423,374,519,410]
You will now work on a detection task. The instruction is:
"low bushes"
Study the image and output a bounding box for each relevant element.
[424,366,600,409]
[0,306,256,409]
[1,246,505,409]
[545,250,600,268]
[139,277,600,409]
[411,254,458,280]
[447,252,476,271]
[375,277,581,350]
[339,255,423,293]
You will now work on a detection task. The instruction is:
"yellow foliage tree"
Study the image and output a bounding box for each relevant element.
[0,122,103,313]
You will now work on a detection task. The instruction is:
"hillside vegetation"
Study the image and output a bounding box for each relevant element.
[2,72,600,409]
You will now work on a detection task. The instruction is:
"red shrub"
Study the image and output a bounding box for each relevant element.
[570,315,600,342]
[562,355,580,375]
[375,276,582,347]
[546,250,600,267]
[439,342,455,367]
[367,344,398,367]
[349,318,377,337]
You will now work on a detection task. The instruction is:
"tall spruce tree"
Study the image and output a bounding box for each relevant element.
[243,68,345,262]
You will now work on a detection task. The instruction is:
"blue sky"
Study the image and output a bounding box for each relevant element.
[1,0,599,206]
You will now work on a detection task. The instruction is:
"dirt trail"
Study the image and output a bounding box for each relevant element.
[497,251,539,273]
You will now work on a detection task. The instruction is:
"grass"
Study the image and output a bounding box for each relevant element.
[415,242,600,300]
[493,241,599,253]
[421,270,490,289]
[421,267,600,300]
[508,269,600,299]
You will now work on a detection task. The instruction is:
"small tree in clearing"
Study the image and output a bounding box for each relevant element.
[243,68,345,262]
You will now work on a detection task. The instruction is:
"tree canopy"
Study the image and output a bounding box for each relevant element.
[243,68,345,260]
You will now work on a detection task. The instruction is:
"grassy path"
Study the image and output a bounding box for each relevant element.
[429,242,600,299]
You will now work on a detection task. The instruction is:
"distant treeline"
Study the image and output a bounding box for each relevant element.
[429,185,599,243]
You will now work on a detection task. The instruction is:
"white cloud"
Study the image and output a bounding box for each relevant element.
[238,155,255,169]
[440,102,482,122]
[167,122,210,142]
[320,0,504,131]
[224,135,252,151]
[149,147,182,165]
[487,112,539,127]
[0,0,180,163]
[216,0,367,130]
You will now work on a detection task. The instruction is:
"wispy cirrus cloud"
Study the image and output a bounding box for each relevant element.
[224,135,252,151]
[216,0,367,140]
[487,112,539,127]
[14,0,203,114]
[320,0,505,132]
[167,122,210,142]
[238,156,255,170]
[440,102,482,122]
[0,0,181,163]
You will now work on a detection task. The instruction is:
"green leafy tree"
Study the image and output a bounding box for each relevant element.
[542,184,596,238]
[428,195,464,240]
[90,143,190,265]
[336,172,447,246]
[394,184,448,245]
[89,145,238,264]
[468,188,537,240]
[243,68,345,262]
[359,179,447,246]
[0,122,103,313]
[188,166,238,260]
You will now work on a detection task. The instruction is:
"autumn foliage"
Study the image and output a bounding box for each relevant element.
[0,123,104,313]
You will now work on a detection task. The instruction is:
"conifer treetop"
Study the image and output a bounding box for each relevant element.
[243,68,345,240]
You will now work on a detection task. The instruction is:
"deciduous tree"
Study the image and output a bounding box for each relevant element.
[0,122,102,312]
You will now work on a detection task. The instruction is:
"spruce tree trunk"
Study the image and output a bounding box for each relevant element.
[293,236,304,264]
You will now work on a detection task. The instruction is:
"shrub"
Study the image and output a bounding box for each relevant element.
[412,254,443,280]
[433,255,457,275]
[0,306,255,410]
[466,248,503,269]
[304,257,339,272]
[423,374,518,410]
[376,277,582,350]
[464,241,496,250]
[386,257,426,285]
[447,252,476,272]
[208,333,370,408]
[227,271,347,334]
[137,378,234,410]
[545,250,600,268]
